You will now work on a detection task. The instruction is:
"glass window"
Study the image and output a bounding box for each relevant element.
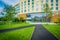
[28,3,30,5]
[24,1,26,6]
[26,14,31,17]
[15,4,20,13]
[56,4,58,6]
[32,1,34,4]
[56,0,58,3]
[24,10,26,12]
[36,1,38,11]
[24,1,26,12]
[28,4,30,8]
[51,4,53,6]
[32,0,34,11]
[28,0,30,12]
[36,8,38,11]
[28,9,30,12]
[32,0,34,1]
[24,1,26,3]
[32,6,34,10]
[28,0,30,2]
[46,0,48,3]
[51,0,53,2]
[56,7,58,10]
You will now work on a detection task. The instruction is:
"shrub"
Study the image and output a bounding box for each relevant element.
[20,17,26,22]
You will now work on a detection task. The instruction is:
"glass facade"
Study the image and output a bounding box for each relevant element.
[56,0,58,3]
[15,4,20,13]
[26,12,49,22]
[51,0,53,2]
[36,1,39,11]
[46,0,48,3]
[32,0,34,11]
[56,7,58,10]
[15,0,60,13]
[41,0,44,10]
[21,2,23,12]
[28,0,30,12]
[51,3,54,6]
[56,4,58,6]
[24,1,26,12]
[28,0,30,2]
[56,0,58,10]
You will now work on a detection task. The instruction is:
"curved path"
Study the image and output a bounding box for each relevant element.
[31,24,58,40]
[0,25,34,33]
[0,24,58,40]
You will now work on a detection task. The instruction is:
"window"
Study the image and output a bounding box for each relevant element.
[26,14,31,17]
[32,1,34,4]
[15,4,20,13]
[32,5,34,10]
[24,8,26,12]
[56,7,58,10]
[28,3,30,5]
[28,5,30,8]
[28,9,30,12]
[32,0,34,1]
[24,1,26,12]
[51,0,53,2]
[21,2,23,13]
[28,0,30,12]
[56,0,58,3]
[28,0,30,2]
[24,1,26,3]
[56,4,58,6]
[24,1,26,5]
[51,4,54,6]
[36,1,38,11]
[32,0,34,11]
[46,0,48,3]
[28,5,30,12]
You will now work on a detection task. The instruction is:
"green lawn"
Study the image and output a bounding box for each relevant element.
[0,26,35,40]
[0,22,32,29]
[43,24,60,39]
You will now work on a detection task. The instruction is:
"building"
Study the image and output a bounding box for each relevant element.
[14,0,60,22]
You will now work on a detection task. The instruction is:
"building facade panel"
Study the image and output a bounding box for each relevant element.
[14,0,60,14]
[14,0,60,22]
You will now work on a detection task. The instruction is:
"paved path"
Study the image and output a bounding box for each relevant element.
[31,24,58,40]
[0,25,34,33]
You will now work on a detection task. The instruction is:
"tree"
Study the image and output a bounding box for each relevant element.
[3,6,16,22]
[20,17,25,22]
[58,13,60,22]
[43,3,52,22]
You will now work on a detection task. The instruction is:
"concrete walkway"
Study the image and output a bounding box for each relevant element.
[31,24,58,40]
[0,25,34,33]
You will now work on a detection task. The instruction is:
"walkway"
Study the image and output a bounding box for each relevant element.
[31,24,58,40]
[0,25,34,33]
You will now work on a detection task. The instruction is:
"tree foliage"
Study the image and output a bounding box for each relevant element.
[43,3,52,22]
[3,6,16,21]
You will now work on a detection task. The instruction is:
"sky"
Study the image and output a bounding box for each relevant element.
[0,0,18,12]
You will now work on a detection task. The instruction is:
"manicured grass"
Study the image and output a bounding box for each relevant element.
[43,24,60,39]
[0,26,35,40]
[0,22,32,29]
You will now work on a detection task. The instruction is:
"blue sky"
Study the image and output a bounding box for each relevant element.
[0,0,18,12]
